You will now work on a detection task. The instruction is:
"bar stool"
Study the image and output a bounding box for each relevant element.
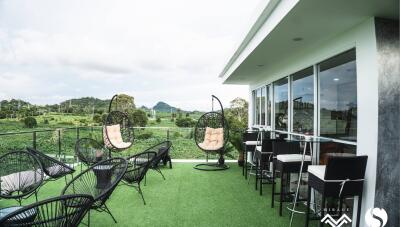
[305,156,368,227]
[242,131,259,179]
[271,141,311,216]
[256,138,279,196]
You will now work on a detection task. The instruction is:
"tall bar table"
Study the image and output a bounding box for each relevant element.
[287,136,332,227]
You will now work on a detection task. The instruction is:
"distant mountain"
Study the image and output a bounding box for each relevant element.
[153,102,178,113]
[58,97,110,113]
[140,105,150,111]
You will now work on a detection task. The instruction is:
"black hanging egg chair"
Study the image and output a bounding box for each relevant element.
[103,94,134,154]
[194,95,229,171]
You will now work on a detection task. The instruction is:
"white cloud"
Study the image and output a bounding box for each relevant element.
[0,0,260,110]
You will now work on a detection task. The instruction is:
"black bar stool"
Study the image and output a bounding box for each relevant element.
[256,138,278,196]
[305,156,368,227]
[242,131,259,179]
[271,140,311,216]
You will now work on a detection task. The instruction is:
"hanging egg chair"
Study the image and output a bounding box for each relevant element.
[194,95,229,171]
[103,94,134,153]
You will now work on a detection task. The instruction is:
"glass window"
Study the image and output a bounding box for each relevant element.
[255,89,261,125]
[252,90,257,125]
[319,49,357,141]
[292,67,314,134]
[266,85,271,126]
[274,77,288,130]
[261,87,266,125]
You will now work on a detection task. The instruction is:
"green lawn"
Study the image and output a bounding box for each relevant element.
[0,163,316,227]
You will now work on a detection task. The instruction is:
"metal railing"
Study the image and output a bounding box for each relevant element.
[0,126,199,160]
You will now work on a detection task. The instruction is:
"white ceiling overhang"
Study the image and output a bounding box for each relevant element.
[220,0,399,84]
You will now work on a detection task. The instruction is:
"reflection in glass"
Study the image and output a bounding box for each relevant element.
[274,77,288,130]
[319,49,357,141]
[292,67,314,134]
[261,87,266,125]
[319,142,357,164]
[252,91,257,125]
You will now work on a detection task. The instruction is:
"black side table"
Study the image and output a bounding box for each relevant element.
[93,165,114,189]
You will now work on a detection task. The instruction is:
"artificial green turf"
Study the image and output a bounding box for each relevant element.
[0,164,318,227]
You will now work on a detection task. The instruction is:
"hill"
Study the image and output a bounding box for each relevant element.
[58,97,110,113]
[153,101,178,113]
[0,99,32,110]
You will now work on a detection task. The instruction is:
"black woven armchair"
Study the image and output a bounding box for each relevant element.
[122,151,157,205]
[75,138,109,168]
[61,158,127,226]
[26,148,75,184]
[0,151,44,205]
[0,194,94,227]
[147,141,172,180]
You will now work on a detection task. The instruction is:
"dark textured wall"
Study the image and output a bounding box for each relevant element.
[374,18,399,227]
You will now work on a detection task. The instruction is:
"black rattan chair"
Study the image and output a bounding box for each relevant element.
[0,151,44,205]
[103,94,134,153]
[27,148,75,184]
[242,130,259,178]
[61,158,128,226]
[0,194,94,227]
[75,138,109,169]
[122,151,157,205]
[305,156,368,227]
[194,95,229,171]
[149,141,172,179]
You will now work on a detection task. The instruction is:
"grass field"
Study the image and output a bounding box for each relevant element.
[0,163,316,227]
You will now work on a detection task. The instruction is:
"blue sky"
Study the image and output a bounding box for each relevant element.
[0,0,261,111]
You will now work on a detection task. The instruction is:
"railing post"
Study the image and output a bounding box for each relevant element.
[76,127,80,140]
[32,131,37,149]
[58,129,61,159]
[167,129,170,140]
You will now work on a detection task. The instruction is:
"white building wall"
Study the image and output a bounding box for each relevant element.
[247,18,379,227]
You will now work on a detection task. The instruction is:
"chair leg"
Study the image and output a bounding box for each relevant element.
[247,165,253,184]
[260,168,263,196]
[156,168,166,180]
[168,156,172,169]
[271,165,275,208]
[255,159,258,190]
[88,210,91,227]
[279,173,284,216]
[138,184,146,205]
[242,150,245,176]
[305,186,311,227]
[104,204,118,223]
[244,152,248,179]
[319,194,326,227]
[356,193,363,227]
